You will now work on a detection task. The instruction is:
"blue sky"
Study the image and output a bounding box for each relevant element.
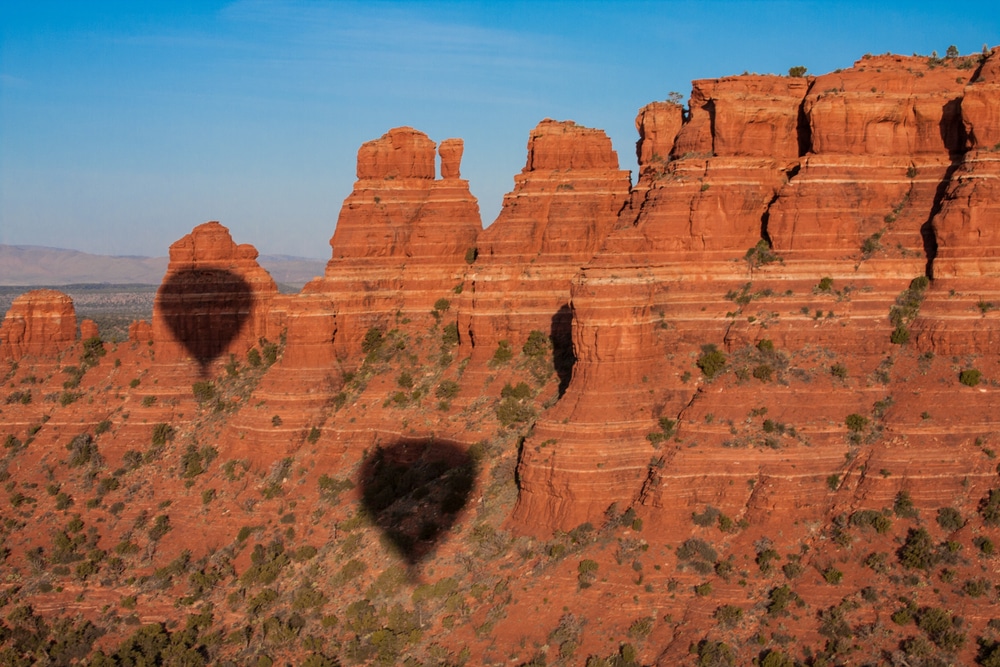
[1,1,996,258]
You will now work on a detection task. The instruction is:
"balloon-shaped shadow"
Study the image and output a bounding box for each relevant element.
[359,439,477,567]
[158,269,252,373]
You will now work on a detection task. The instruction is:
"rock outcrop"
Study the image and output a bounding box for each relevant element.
[0,289,77,361]
[463,120,631,364]
[151,221,280,371]
[513,54,999,535]
[312,127,482,363]
[5,48,1000,667]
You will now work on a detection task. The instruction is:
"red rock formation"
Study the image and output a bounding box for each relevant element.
[0,289,77,361]
[129,319,153,344]
[151,221,280,371]
[929,48,1000,282]
[463,120,631,362]
[80,319,99,341]
[634,101,684,174]
[768,54,969,280]
[911,48,1000,352]
[439,138,464,179]
[512,55,995,535]
[314,127,481,363]
[513,80,807,532]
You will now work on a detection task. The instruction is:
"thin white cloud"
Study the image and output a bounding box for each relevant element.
[0,73,27,87]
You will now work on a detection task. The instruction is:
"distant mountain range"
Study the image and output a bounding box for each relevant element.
[0,245,327,288]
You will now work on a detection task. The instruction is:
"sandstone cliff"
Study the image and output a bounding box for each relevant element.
[0,289,77,361]
[4,48,1000,667]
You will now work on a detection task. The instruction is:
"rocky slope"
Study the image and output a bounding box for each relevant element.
[2,48,1000,667]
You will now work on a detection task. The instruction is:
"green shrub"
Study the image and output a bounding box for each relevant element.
[936,507,965,531]
[697,344,727,379]
[192,381,215,402]
[788,65,807,77]
[522,330,550,357]
[577,559,599,587]
[151,423,174,446]
[714,604,743,628]
[917,606,965,651]
[81,336,106,366]
[845,413,869,432]
[960,369,982,387]
[318,474,354,503]
[307,426,321,443]
[894,490,919,518]
[496,397,533,426]
[692,506,720,528]
[361,327,384,355]
[500,382,531,399]
[66,433,98,467]
[148,515,171,541]
[627,616,654,638]
[436,380,459,399]
[696,640,735,667]
[898,527,938,570]
[441,322,459,347]
[850,509,892,534]
[247,348,262,367]
[767,584,796,616]
[491,340,513,365]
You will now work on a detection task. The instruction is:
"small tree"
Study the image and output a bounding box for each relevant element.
[788,65,808,77]
[946,45,960,58]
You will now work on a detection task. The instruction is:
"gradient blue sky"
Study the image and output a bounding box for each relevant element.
[1,1,997,258]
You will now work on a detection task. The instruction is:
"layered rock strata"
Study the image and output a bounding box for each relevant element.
[462,120,631,364]
[0,289,77,361]
[151,221,280,371]
[311,127,482,364]
[513,53,999,534]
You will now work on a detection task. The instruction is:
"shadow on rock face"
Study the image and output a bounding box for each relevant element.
[359,439,477,567]
[551,304,576,397]
[158,269,252,373]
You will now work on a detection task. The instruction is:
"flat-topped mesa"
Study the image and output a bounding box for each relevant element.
[152,221,280,370]
[463,120,631,361]
[767,53,973,279]
[314,127,481,363]
[0,289,77,362]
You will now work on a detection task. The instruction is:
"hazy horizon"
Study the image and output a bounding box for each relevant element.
[2,1,997,259]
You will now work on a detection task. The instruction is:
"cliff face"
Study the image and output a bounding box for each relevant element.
[151,221,280,372]
[0,289,77,361]
[4,48,1000,667]
[513,52,1000,537]
[463,120,631,364]
[313,127,482,363]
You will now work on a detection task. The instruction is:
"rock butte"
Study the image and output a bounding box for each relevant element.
[3,49,1000,665]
